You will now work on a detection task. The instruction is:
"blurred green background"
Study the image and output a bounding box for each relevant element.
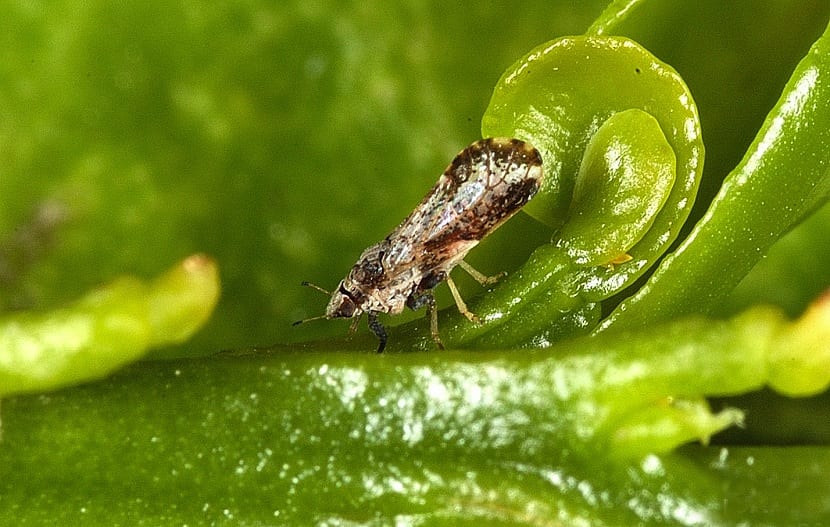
[1,0,828,359]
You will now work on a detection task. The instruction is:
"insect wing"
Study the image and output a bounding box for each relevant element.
[384,138,544,273]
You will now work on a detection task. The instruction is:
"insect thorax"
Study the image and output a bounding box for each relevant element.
[330,240,447,317]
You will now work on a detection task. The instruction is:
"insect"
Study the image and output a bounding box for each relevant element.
[295,137,544,352]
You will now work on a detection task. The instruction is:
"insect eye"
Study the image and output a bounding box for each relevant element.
[335,296,356,318]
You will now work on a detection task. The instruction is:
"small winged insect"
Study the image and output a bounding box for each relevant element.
[295,137,544,352]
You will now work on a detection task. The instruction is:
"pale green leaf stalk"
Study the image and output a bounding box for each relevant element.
[0,254,219,396]
[769,290,830,396]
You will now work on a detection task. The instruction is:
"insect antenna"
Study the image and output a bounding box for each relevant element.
[293,281,332,326]
[300,281,331,295]
[292,314,327,326]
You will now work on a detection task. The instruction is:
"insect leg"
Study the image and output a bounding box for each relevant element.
[348,313,362,333]
[426,295,445,350]
[367,311,387,353]
[458,260,504,285]
[407,292,445,350]
[445,275,481,324]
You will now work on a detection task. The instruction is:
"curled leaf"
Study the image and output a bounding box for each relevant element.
[482,36,702,291]
[558,108,676,266]
[425,36,702,348]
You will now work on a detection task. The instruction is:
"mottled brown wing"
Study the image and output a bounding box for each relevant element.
[382,138,544,275]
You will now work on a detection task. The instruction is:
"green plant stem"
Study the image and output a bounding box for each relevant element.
[1,299,827,525]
